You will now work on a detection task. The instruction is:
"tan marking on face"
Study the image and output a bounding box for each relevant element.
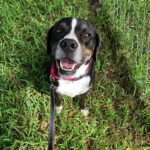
[81,45,93,61]
[81,24,87,30]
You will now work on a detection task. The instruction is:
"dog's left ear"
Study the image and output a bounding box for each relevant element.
[93,33,101,62]
[47,26,53,55]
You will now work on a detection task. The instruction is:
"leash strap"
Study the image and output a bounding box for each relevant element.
[48,80,56,150]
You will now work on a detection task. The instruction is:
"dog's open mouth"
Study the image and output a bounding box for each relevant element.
[59,58,77,71]
[56,58,79,75]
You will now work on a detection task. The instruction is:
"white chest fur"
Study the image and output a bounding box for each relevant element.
[56,76,91,97]
[56,63,91,97]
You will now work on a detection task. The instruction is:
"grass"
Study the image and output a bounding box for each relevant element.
[0,0,149,149]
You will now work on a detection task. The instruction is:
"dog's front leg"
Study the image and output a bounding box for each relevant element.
[55,93,63,114]
[79,93,89,116]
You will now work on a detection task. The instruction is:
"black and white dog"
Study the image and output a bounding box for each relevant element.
[47,17,100,116]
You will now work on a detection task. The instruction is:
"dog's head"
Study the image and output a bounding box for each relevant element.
[47,17,100,76]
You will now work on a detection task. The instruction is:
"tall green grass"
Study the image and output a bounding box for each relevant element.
[0,0,149,149]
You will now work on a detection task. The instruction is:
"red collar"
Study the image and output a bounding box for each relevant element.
[50,59,92,81]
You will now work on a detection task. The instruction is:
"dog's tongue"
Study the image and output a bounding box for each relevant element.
[60,58,76,69]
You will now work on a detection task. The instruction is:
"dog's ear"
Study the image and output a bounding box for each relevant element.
[47,26,53,55]
[93,33,101,62]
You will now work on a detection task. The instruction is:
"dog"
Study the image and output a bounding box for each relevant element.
[47,17,100,116]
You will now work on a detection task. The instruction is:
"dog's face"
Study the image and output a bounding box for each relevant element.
[47,17,100,76]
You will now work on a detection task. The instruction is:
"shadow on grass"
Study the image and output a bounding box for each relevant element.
[88,0,149,147]
[89,0,140,97]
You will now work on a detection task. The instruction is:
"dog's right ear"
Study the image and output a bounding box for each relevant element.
[47,26,53,55]
[93,33,101,62]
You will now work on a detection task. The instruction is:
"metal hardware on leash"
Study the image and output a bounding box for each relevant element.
[49,75,56,87]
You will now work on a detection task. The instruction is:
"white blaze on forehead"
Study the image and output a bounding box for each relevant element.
[64,18,77,39]
[70,18,77,33]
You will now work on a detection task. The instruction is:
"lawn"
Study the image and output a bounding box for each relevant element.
[0,0,149,150]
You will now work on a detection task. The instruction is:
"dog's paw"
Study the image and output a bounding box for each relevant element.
[80,108,89,116]
[55,105,63,114]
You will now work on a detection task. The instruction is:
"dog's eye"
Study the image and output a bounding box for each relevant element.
[84,33,91,38]
[56,28,62,33]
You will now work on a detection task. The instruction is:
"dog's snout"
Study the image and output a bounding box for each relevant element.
[60,39,78,52]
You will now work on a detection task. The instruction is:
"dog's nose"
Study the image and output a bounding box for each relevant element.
[60,39,78,52]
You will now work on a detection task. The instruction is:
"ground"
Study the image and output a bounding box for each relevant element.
[0,0,149,150]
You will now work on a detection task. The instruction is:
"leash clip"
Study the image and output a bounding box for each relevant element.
[50,84,56,90]
[49,75,56,89]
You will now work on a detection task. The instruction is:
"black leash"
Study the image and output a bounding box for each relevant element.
[48,77,56,150]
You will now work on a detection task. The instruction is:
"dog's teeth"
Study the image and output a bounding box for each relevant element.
[60,62,76,71]
[62,68,72,71]
[72,64,76,70]
[60,62,63,68]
